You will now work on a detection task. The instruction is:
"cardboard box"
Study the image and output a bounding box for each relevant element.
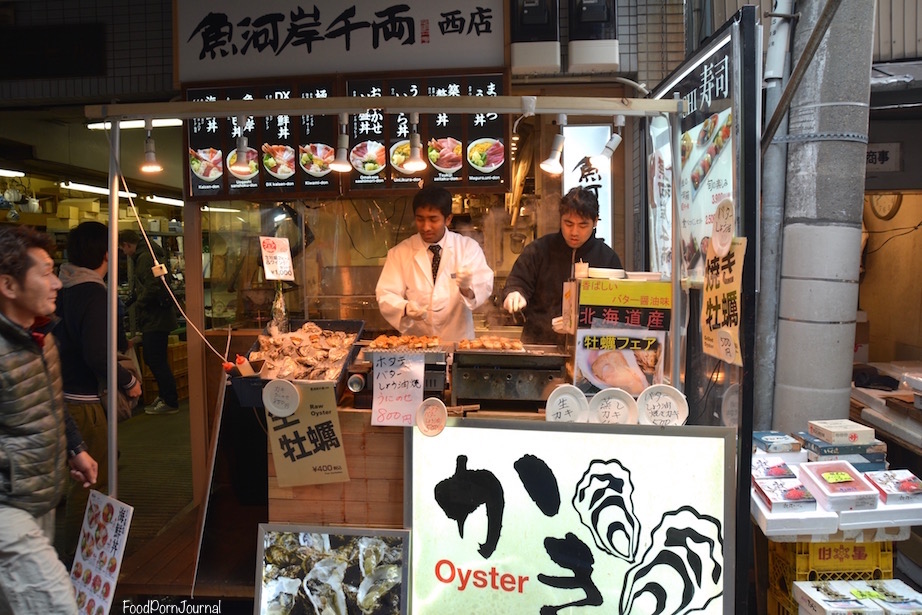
[56,204,79,219]
[849,579,922,614]
[753,430,802,453]
[808,419,876,445]
[59,198,100,213]
[794,580,884,614]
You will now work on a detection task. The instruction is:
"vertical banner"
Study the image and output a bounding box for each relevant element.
[265,381,349,487]
[187,87,225,199]
[701,238,747,366]
[372,353,425,426]
[298,82,338,192]
[348,80,388,189]
[71,491,133,615]
[411,421,733,614]
[226,86,262,197]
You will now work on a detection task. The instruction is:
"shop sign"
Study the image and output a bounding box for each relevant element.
[371,353,424,426]
[265,381,349,487]
[650,31,737,281]
[866,142,901,173]
[177,0,504,83]
[410,420,733,614]
[700,237,746,366]
[577,279,672,330]
[573,328,666,397]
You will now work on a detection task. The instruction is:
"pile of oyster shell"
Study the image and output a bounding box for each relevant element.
[249,322,360,382]
[260,531,403,615]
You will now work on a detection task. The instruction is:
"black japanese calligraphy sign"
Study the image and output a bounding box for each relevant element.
[700,237,746,366]
[388,78,430,186]
[347,79,388,190]
[260,85,298,194]
[226,86,263,197]
[266,381,349,487]
[465,75,508,188]
[298,81,338,193]
[426,76,464,185]
[410,420,734,613]
[186,87,226,199]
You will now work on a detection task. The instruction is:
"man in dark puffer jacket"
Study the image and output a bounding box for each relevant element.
[0,226,98,614]
[502,187,622,345]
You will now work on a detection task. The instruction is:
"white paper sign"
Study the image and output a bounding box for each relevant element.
[259,236,295,281]
[71,491,133,615]
[371,353,425,426]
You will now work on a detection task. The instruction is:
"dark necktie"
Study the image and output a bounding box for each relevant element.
[429,244,441,283]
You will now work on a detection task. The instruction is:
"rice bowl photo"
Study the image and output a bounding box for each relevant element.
[189,147,223,182]
[261,144,296,180]
[350,140,386,175]
[227,147,259,180]
[428,136,462,174]
[467,137,505,172]
[299,143,334,177]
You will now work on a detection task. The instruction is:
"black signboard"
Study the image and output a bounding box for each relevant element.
[299,83,337,193]
[348,80,388,190]
[466,74,506,188]
[261,86,298,194]
[187,88,226,199]
[388,78,429,187]
[226,86,261,197]
[426,77,464,185]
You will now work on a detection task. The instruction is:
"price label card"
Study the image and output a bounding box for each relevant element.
[259,236,295,281]
[371,353,424,427]
[262,379,300,417]
[416,398,448,436]
[821,471,854,484]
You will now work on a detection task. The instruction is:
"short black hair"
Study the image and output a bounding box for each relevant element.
[559,187,600,221]
[0,226,55,284]
[412,185,453,218]
[118,229,140,245]
[68,221,109,269]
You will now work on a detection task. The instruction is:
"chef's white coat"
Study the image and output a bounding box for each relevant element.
[375,230,494,342]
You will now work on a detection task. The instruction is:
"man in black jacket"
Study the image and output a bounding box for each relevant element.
[118,229,179,415]
[502,187,622,345]
[55,221,141,564]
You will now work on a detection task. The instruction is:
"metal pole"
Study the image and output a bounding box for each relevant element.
[669,101,684,391]
[107,125,120,497]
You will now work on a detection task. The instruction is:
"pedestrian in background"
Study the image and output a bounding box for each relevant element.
[118,229,179,415]
[55,221,141,565]
[0,225,97,614]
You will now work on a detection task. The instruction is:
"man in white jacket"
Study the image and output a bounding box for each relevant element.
[376,186,494,342]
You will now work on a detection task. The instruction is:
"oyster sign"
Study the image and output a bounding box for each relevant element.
[410,420,735,613]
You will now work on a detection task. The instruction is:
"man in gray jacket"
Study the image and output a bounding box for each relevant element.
[0,225,98,614]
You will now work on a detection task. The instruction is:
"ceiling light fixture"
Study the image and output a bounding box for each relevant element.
[228,114,252,176]
[0,168,25,178]
[403,112,427,172]
[87,118,183,131]
[330,113,352,173]
[145,195,184,207]
[140,118,163,174]
[591,115,625,167]
[539,114,567,176]
[59,181,137,199]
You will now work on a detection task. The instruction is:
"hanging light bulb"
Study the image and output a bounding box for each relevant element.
[139,118,163,174]
[540,114,567,175]
[590,115,625,167]
[403,112,427,172]
[229,113,252,175]
[330,112,352,173]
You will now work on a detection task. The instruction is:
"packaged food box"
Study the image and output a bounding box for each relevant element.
[793,580,884,614]
[751,456,796,482]
[808,419,876,445]
[849,579,922,614]
[752,477,816,513]
[794,431,886,457]
[864,469,922,504]
[752,430,802,453]
[799,460,879,512]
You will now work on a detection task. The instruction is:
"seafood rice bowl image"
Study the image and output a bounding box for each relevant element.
[390,140,416,175]
[299,143,334,177]
[428,136,462,174]
[261,144,296,180]
[227,147,259,180]
[467,138,505,172]
[350,140,386,175]
[189,147,223,182]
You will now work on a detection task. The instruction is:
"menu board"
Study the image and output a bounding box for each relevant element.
[388,78,430,186]
[466,74,506,188]
[184,71,508,201]
[426,77,464,186]
[261,87,297,194]
[226,86,261,197]
[298,84,337,192]
[70,491,133,615]
[187,88,225,199]
[348,80,388,190]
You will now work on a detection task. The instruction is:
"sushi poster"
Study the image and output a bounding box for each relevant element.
[255,524,410,615]
[410,420,734,614]
[70,491,133,615]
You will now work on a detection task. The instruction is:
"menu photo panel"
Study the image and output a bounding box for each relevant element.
[225,86,262,198]
[388,77,431,187]
[186,87,227,199]
[466,74,508,189]
[426,76,464,186]
[348,79,388,190]
[298,81,339,194]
